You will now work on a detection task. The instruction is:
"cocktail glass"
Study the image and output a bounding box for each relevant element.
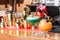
[39,19,52,39]
[26,16,40,36]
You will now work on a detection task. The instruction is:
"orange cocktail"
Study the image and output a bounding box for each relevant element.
[39,19,52,38]
[39,19,52,32]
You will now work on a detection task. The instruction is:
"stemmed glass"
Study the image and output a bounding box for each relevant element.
[26,16,40,36]
[38,17,52,39]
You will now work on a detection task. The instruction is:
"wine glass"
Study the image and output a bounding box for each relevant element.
[38,17,52,39]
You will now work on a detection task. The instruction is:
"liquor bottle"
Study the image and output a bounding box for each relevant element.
[12,12,16,27]
[4,12,8,27]
[7,11,12,27]
[0,18,4,33]
[0,18,4,28]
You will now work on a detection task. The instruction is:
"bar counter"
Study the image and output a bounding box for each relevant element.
[0,28,60,40]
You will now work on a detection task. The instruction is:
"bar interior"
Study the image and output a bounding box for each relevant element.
[0,0,60,40]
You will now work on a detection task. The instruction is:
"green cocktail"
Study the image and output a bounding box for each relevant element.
[26,16,40,25]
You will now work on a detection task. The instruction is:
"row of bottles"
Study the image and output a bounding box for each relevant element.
[0,12,35,29]
[0,17,38,37]
[0,10,38,37]
[0,17,33,37]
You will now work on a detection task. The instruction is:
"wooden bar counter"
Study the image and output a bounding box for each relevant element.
[0,28,60,40]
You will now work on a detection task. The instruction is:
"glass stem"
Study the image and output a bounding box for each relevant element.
[44,32,47,38]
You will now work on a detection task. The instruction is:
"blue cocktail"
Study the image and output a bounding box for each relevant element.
[26,16,40,25]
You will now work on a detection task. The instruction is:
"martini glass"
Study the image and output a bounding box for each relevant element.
[26,16,40,36]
